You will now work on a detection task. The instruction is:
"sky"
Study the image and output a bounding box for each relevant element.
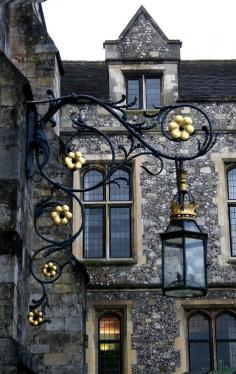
[42,0,236,61]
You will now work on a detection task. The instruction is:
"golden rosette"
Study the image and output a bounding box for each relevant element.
[64,151,85,171]
[50,205,73,225]
[28,309,44,326]
[42,261,58,278]
[168,115,194,141]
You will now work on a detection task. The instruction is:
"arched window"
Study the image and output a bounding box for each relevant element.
[187,309,236,372]
[216,313,236,369]
[227,167,236,256]
[82,166,132,259]
[188,313,211,372]
[98,313,122,374]
[83,169,104,201]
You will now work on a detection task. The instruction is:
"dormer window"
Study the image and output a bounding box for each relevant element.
[126,74,161,109]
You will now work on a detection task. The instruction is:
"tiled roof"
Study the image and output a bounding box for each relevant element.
[61,60,236,101]
[178,60,236,101]
[61,61,109,99]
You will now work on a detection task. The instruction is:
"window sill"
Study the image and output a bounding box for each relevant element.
[227,257,236,264]
[79,258,137,266]
[126,109,159,115]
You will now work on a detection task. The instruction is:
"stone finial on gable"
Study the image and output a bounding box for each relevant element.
[104,6,181,61]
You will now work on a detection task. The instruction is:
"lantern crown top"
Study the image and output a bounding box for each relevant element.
[170,200,197,220]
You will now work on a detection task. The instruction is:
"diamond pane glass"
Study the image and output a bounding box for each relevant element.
[189,314,211,373]
[146,77,161,109]
[228,168,236,199]
[216,314,236,340]
[99,316,121,341]
[216,342,236,370]
[229,206,236,256]
[84,208,104,258]
[189,342,211,373]
[110,207,131,258]
[216,314,236,369]
[99,315,121,374]
[127,79,140,109]
[110,169,130,201]
[189,314,210,340]
[83,169,104,201]
[99,343,121,374]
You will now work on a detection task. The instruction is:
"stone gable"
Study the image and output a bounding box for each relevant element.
[118,12,169,60]
[104,6,181,61]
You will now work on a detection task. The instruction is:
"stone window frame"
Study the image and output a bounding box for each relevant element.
[187,309,236,372]
[86,300,137,374]
[72,154,145,266]
[226,164,236,257]
[82,164,133,260]
[174,299,236,374]
[108,63,178,108]
[211,152,236,265]
[125,72,162,110]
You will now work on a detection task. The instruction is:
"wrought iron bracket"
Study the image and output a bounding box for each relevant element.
[25,92,217,325]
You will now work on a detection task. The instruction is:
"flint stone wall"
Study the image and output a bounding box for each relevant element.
[87,289,236,374]
[60,101,236,287]
[118,12,180,60]
[104,8,180,61]
[22,97,236,373]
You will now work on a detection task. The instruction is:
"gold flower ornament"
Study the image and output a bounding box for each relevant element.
[50,205,72,225]
[168,115,195,141]
[42,262,58,278]
[64,151,85,171]
[28,309,43,326]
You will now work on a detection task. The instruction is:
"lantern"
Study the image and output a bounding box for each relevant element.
[161,199,207,298]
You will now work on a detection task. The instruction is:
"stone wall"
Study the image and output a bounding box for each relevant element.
[0,50,37,372]
[1,2,236,373]
[86,289,236,374]
[58,100,236,372]
[60,101,236,287]
[104,7,181,61]
[0,3,10,54]
[117,12,179,60]
[0,3,68,372]
[8,2,62,102]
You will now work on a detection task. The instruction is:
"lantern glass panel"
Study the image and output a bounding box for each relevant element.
[185,237,205,288]
[163,237,184,289]
[166,219,201,233]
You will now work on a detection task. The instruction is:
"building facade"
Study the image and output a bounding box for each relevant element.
[1,3,236,373]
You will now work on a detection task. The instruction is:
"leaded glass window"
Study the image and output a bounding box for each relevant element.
[188,313,211,373]
[127,78,140,109]
[82,166,132,259]
[146,77,161,109]
[216,313,236,370]
[188,310,236,373]
[227,167,236,256]
[126,75,161,109]
[98,314,121,374]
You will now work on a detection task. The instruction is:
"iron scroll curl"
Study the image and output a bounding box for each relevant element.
[26,92,216,324]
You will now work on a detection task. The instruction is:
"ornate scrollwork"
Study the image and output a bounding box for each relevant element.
[26,93,216,324]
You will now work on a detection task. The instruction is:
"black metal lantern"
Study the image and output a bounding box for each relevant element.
[161,195,208,298]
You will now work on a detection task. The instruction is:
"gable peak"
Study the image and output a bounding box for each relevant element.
[119,5,168,41]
